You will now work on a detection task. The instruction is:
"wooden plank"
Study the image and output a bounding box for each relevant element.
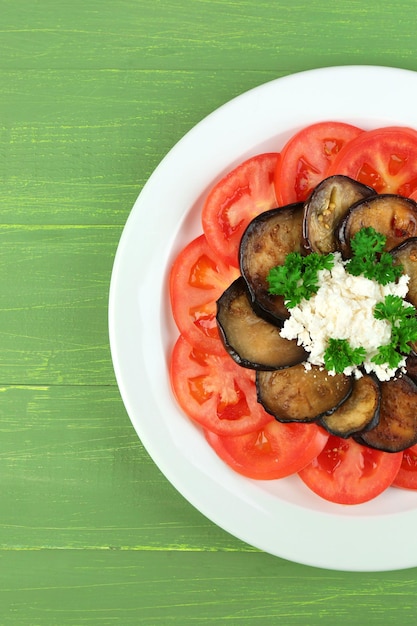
[0,225,119,385]
[1,550,417,625]
[2,0,417,72]
[0,68,280,225]
[3,1,417,623]
[0,384,246,552]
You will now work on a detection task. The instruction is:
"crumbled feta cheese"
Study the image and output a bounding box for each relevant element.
[280,252,410,381]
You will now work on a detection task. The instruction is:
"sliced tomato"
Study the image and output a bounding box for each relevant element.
[170,234,239,355]
[170,334,271,436]
[204,420,329,480]
[274,121,363,205]
[328,126,417,196]
[392,445,417,490]
[201,153,279,268]
[298,435,403,505]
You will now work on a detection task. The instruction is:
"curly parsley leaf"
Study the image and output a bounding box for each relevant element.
[324,338,367,374]
[372,294,417,367]
[371,344,403,370]
[351,226,386,255]
[267,252,334,308]
[345,227,403,285]
[373,294,410,322]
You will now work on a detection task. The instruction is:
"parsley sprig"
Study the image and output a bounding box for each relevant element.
[345,226,403,285]
[267,225,417,376]
[324,339,366,374]
[322,295,417,374]
[267,251,334,308]
[372,295,417,369]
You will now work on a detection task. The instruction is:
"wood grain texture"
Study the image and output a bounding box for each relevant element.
[0,385,246,552]
[2,0,417,71]
[2,551,417,625]
[2,0,417,624]
[0,225,118,384]
[0,68,280,224]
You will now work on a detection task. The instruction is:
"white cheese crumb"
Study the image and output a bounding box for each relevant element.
[280,252,410,381]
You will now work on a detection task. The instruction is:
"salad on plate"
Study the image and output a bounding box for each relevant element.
[169,121,417,506]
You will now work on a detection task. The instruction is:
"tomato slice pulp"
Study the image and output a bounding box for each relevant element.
[328,126,417,196]
[170,234,239,355]
[298,435,403,505]
[170,335,272,436]
[274,121,363,205]
[204,420,329,480]
[202,153,279,268]
[392,444,417,490]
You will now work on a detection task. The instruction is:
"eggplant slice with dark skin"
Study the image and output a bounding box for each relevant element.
[303,175,375,254]
[405,353,417,384]
[239,202,305,323]
[320,373,380,438]
[390,237,417,307]
[216,277,307,370]
[356,373,417,453]
[216,178,417,451]
[256,363,353,423]
[390,238,417,354]
[338,194,417,258]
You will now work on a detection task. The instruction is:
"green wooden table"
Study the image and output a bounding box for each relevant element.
[2,1,417,623]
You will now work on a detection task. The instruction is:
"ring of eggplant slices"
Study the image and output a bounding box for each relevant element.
[216,174,417,453]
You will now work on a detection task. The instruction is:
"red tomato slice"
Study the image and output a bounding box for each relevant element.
[170,234,239,355]
[392,445,417,490]
[328,126,417,196]
[170,334,271,436]
[298,435,403,505]
[201,153,279,268]
[274,121,363,205]
[204,420,329,480]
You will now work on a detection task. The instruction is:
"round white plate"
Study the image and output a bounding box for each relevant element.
[109,65,417,572]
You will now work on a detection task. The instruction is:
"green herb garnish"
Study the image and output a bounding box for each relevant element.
[267,226,415,377]
[324,338,367,374]
[345,226,403,285]
[323,296,417,374]
[267,251,334,308]
[372,294,417,369]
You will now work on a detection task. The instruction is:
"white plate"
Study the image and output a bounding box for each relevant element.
[109,65,417,572]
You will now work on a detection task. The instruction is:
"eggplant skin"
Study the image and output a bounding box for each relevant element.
[303,175,375,254]
[320,373,380,439]
[216,277,307,370]
[390,237,417,308]
[338,194,417,258]
[356,374,417,453]
[405,353,417,384]
[239,203,305,323]
[256,363,353,423]
[215,180,417,451]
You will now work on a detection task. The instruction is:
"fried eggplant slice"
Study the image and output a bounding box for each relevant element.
[256,363,352,423]
[239,203,305,323]
[390,237,417,307]
[357,373,417,452]
[338,194,417,258]
[303,175,375,254]
[216,277,307,370]
[405,353,417,384]
[320,373,380,438]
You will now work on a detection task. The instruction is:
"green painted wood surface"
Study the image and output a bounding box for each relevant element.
[2,0,417,623]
